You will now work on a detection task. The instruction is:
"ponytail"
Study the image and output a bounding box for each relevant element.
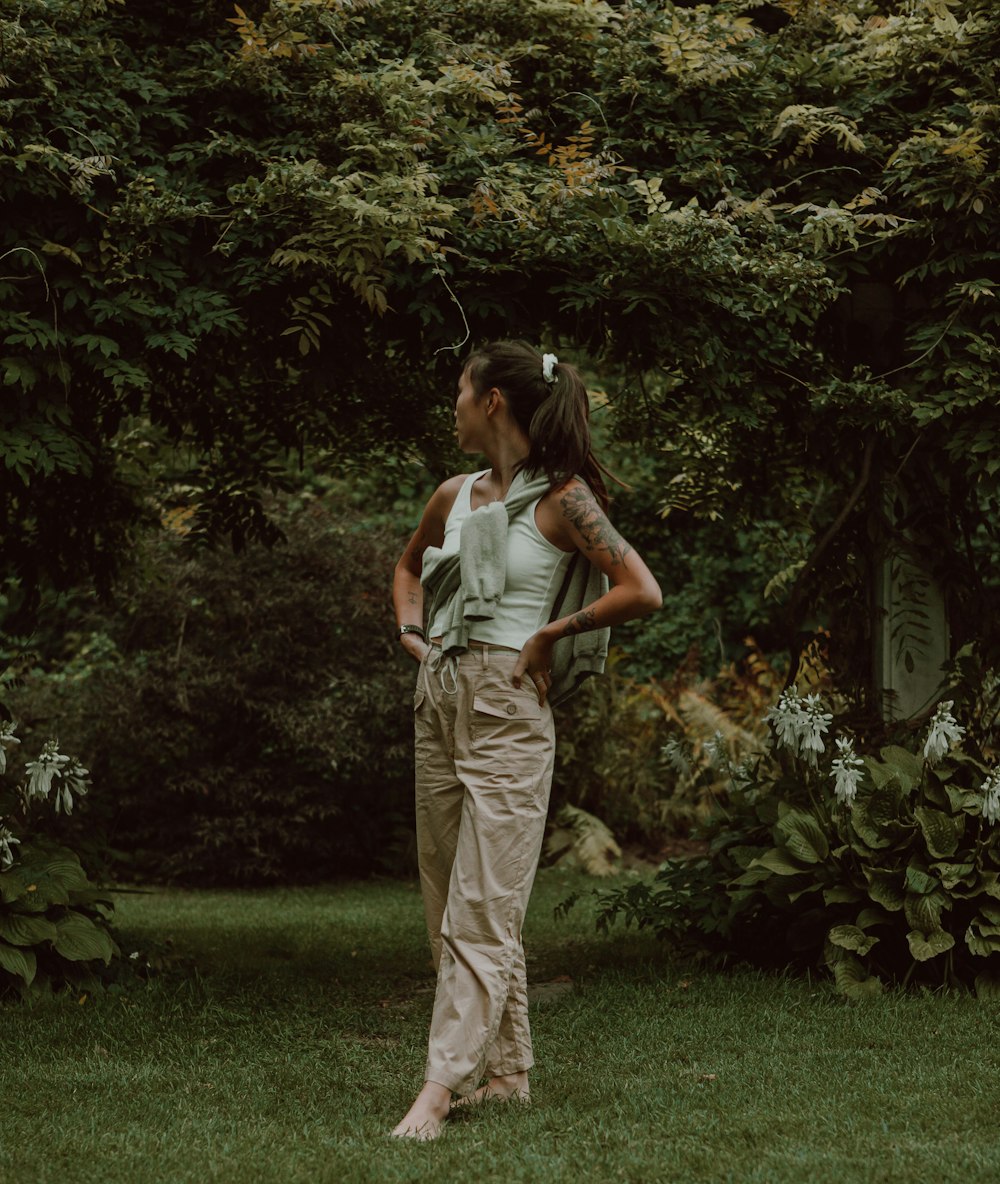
[464,340,619,511]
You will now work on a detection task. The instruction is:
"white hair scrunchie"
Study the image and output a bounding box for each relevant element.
[541,353,559,384]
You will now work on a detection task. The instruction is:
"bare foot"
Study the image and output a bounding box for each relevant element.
[391,1081,452,1140]
[452,1071,530,1109]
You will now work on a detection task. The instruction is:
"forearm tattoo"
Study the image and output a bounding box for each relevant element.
[560,487,632,567]
[407,591,418,606]
[562,607,597,638]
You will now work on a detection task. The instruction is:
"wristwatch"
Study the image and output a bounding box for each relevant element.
[398,625,426,639]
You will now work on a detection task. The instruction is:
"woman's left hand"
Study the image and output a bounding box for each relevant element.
[512,630,556,706]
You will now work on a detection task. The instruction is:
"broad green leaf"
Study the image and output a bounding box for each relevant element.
[878,745,923,787]
[0,913,57,946]
[870,782,905,830]
[907,928,955,961]
[904,892,943,936]
[931,860,975,890]
[857,906,892,930]
[831,952,882,999]
[0,940,37,984]
[865,869,904,912]
[966,923,1000,958]
[915,807,962,858]
[751,848,806,877]
[905,864,938,896]
[776,810,829,864]
[828,924,879,956]
[974,971,1000,999]
[823,885,863,905]
[51,913,115,964]
[0,868,34,905]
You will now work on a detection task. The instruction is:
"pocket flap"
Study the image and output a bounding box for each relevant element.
[413,686,426,710]
[473,690,541,721]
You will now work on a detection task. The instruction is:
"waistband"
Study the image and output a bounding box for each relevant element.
[428,639,520,654]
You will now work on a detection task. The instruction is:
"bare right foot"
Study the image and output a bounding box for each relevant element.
[391,1081,452,1140]
[452,1071,530,1109]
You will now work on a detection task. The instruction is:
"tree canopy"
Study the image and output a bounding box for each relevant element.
[2,0,998,684]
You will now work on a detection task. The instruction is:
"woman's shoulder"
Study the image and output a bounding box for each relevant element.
[423,472,475,521]
[540,476,596,514]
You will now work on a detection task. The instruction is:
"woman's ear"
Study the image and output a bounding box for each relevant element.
[485,386,503,416]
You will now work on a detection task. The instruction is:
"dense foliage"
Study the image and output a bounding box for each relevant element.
[0,726,119,997]
[7,488,417,884]
[2,0,997,702]
[586,648,1000,992]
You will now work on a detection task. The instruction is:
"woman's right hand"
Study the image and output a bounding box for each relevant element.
[400,634,431,664]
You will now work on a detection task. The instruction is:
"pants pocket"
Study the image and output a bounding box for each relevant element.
[470,686,544,749]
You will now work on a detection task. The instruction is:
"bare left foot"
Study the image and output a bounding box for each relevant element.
[452,1071,530,1109]
[391,1081,452,1140]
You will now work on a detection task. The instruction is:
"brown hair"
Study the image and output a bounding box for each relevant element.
[463,340,615,510]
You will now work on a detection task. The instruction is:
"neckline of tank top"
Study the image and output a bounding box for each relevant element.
[448,470,572,559]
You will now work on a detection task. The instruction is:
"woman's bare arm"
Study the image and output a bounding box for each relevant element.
[392,475,467,661]
[513,479,661,699]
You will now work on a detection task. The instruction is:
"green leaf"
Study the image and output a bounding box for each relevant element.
[0,913,57,946]
[828,924,879,956]
[915,807,962,858]
[931,860,975,890]
[865,869,904,912]
[751,848,806,876]
[51,912,115,964]
[904,892,944,935]
[0,940,37,984]
[907,928,955,961]
[830,952,882,999]
[857,906,892,930]
[905,864,938,895]
[823,885,863,905]
[974,971,1000,999]
[776,810,829,864]
[878,745,923,787]
[966,922,1000,958]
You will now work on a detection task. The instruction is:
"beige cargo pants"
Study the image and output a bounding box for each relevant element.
[413,642,555,1097]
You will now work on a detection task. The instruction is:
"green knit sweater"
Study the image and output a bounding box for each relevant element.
[420,470,610,706]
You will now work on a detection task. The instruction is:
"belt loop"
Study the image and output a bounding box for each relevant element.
[484,642,490,669]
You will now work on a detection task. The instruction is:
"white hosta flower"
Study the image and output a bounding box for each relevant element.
[922,700,965,765]
[982,769,1000,827]
[0,720,20,776]
[0,825,20,870]
[830,736,865,807]
[24,741,70,802]
[765,688,832,766]
[703,730,729,769]
[799,694,833,767]
[765,687,805,751]
[662,736,691,777]
[54,759,89,815]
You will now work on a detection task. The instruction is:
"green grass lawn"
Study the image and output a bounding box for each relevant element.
[5,868,1000,1184]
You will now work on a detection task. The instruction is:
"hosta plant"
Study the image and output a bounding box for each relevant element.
[590,674,1000,997]
[0,721,118,997]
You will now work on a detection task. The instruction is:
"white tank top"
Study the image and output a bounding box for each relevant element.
[425,470,573,649]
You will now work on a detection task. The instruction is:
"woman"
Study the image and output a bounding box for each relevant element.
[391,341,661,1139]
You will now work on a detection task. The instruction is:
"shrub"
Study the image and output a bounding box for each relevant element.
[0,724,118,997]
[8,491,417,885]
[587,647,1000,995]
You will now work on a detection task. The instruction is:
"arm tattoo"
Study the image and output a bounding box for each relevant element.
[407,591,418,606]
[562,608,597,638]
[559,487,632,567]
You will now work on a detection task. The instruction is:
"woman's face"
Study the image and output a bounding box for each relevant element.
[454,367,486,453]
